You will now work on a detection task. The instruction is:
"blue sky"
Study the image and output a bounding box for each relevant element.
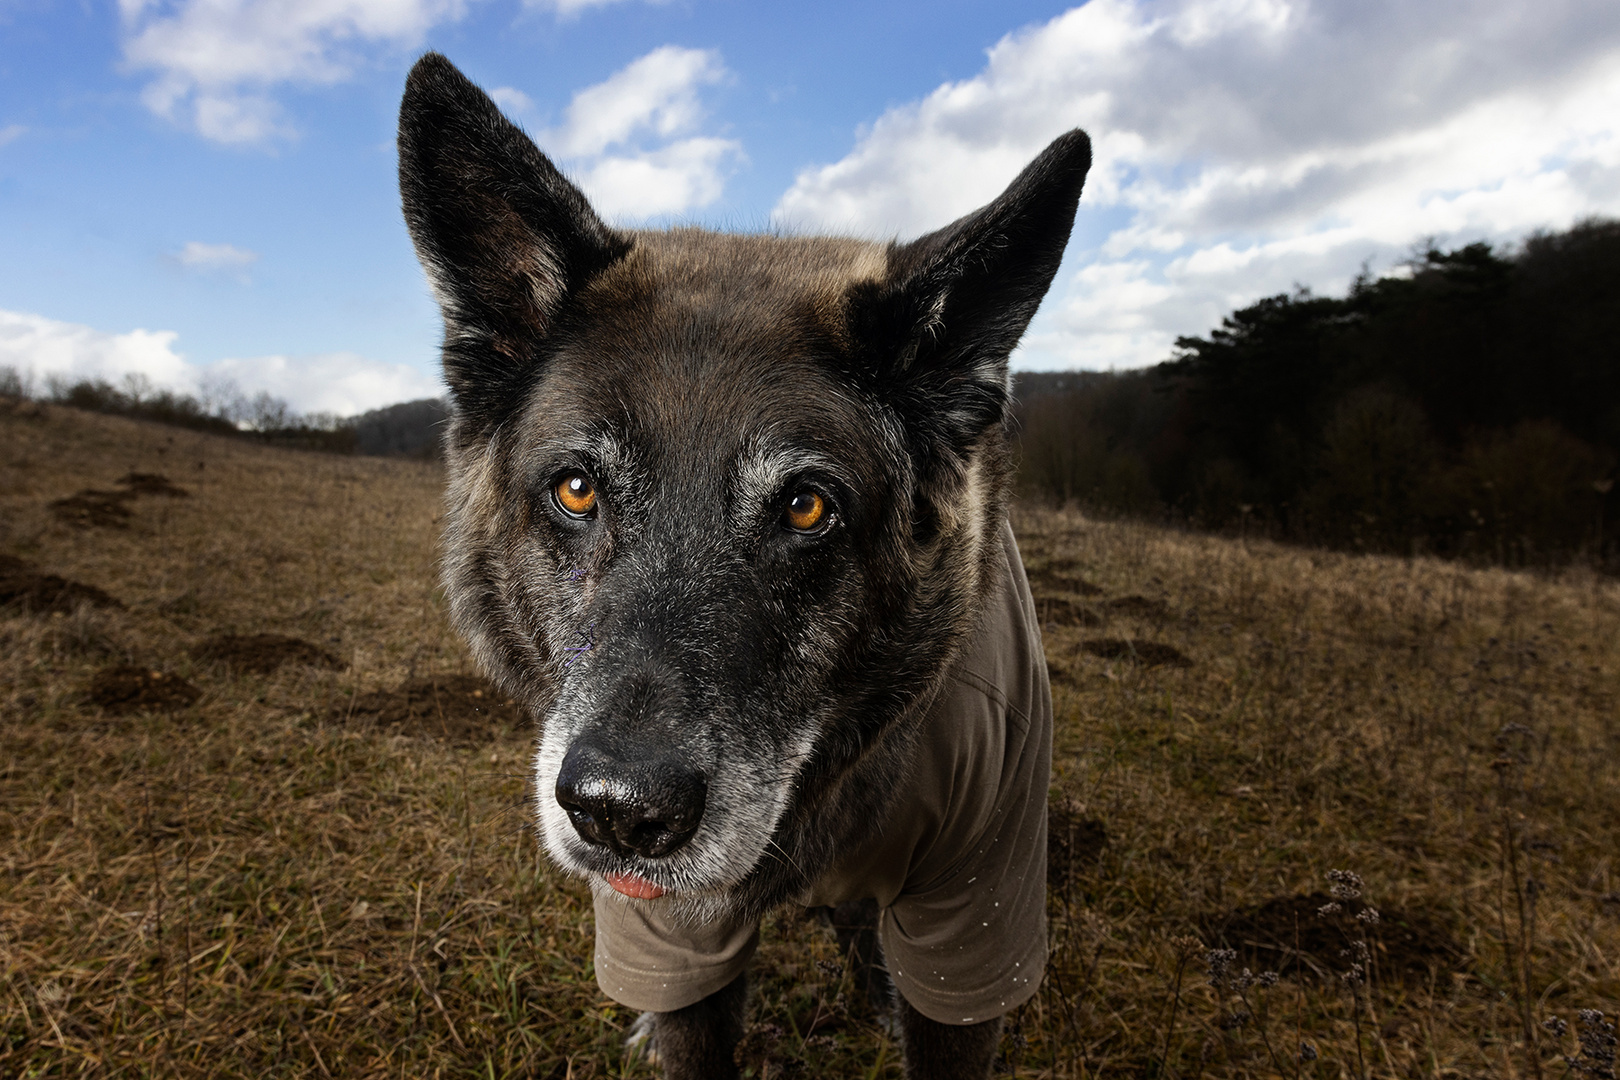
[3,0,1619,415]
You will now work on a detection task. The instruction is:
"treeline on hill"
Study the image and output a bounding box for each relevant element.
[0,368,447,459]
[1015,218,1620,568]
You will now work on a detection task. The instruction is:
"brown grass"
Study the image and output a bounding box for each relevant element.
[2,399,1617,1078]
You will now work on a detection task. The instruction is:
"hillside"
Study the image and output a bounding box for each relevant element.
[1015,219,1620,567]
[2,399,1617,1078]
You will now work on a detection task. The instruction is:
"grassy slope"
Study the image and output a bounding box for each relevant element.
[2,400,1616,1079]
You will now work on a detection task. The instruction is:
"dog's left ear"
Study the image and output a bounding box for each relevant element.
[846,130,1091,456]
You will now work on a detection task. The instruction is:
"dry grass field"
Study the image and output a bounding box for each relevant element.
[2,399,1617,1079]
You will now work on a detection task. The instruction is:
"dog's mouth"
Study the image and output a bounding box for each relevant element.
[604,870,667,899]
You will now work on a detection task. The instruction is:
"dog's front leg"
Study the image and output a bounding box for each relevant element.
[647,970,747,1080]
[897,996,1002,1080]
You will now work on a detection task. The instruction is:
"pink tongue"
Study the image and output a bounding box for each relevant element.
[605,871,666,899]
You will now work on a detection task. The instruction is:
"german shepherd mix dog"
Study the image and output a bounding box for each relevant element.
[399,54,1088,1080]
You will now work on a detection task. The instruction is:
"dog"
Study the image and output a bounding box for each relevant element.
[398,53,1088,1080]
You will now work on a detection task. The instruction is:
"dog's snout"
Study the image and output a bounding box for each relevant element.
[555,743,707,859]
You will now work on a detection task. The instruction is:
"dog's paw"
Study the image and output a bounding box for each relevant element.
[624,1010,660,1066]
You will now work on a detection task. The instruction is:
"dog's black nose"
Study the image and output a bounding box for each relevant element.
[555,743,707,858]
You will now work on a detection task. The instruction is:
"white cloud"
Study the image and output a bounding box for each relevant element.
[488,86,535,116]
[0,124,25,148]
[549,45,721,157]
[121,0,471,143]
[525,0,665,17]
[0,309,192,389]
[173,241,260,278]
[204,351,442,415]
[0,308,439,416]
[528,45,742,221]
[571,137,737,219]
[773,0,1620,370]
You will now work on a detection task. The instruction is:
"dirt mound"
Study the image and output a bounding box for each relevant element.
[1103,594,1171,619]
[1048,800,1109,887]
[337,674,524,743]
[46,475,191,529]
[0,555,122,613]
[117,472,190,497]
[89,665,201,713]
[1050,574,1104,596]
[1036,596,1103,628]
[1046,663,1085,689]
[49,490,134,529]
[1205,892,1462,983]
[193,634,344,674]
[1030,558,1104,596]
[1081,638,1192,667]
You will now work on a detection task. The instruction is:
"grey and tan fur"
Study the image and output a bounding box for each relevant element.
[398,52,1089,1080]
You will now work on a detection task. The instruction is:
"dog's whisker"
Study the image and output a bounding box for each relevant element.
[766,837,809,878]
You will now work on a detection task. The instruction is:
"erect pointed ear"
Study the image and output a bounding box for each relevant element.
[398,53,630,427]
[845,130,1091,457]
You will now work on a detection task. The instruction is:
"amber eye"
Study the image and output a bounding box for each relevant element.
[554,473,597,517]
[783,490,828,532]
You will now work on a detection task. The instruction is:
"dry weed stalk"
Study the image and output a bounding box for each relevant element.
[1155,934,1203,1075]
[1495,720,1547,1079]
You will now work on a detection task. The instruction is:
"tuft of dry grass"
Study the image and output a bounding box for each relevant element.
[3,400,1617,1078]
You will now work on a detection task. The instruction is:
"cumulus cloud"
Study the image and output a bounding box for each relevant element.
[173,241,260,279]
[525,0,665,17]
[488,86,535,116]
[203,351,442,415]
[0,309,193,389]
[0,308,439,416]
[0,124,25,148]
[531,45,742,221]
[569,137,737,218]
[120,0,470,143]
[773,0,1620,369]
[549,45,720,157]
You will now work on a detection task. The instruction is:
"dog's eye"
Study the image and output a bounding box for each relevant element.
[783,490,828,532]
[554,473,597,518]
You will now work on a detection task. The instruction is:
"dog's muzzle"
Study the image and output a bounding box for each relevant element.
[554,742,707,859]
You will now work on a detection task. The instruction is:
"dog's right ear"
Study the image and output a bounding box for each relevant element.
[398,53,630,427]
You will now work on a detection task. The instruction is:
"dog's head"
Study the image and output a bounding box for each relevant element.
[399,53,1088,917]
